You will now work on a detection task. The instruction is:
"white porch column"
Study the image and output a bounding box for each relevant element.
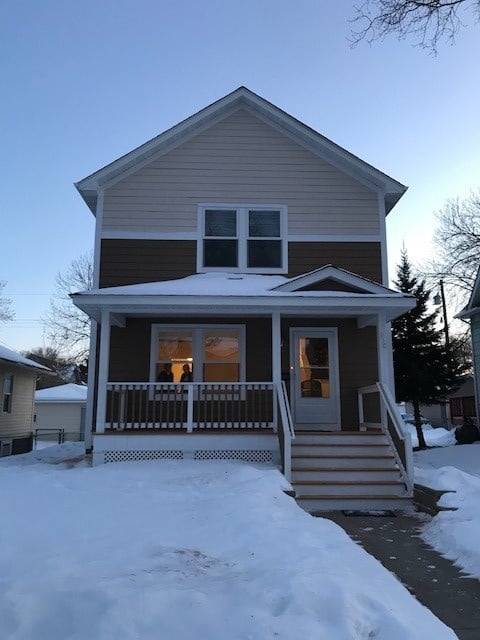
[84,320,98,450]
[95,309,111,434]
[377,313,395,394]
[271,312,281,385]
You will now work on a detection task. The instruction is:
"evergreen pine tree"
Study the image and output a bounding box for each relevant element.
[392,250,462,448]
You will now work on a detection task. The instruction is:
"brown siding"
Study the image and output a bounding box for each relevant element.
[108,316,378,430]
[282,318,378,430]
[99,239,382,287]
[288,242,382,283]
[109,317,272,382]
[100,239,197,287]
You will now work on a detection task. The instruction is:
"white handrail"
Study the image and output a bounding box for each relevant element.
[376,382,413,492]
[275,381,295,481]
[357,382,413,494]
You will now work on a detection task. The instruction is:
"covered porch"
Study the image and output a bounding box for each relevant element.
[71,267,416,471]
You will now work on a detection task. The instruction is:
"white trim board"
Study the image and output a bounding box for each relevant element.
[100,230,382,243]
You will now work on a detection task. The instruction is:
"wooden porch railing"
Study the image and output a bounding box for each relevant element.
[105,382,276,432]
[103,381,295,479]
[358,382,413,493]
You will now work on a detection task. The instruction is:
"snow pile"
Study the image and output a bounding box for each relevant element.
[0,449,455,640]
[405,423,456,448]
[415,444,480,579]
[0,442,86,467]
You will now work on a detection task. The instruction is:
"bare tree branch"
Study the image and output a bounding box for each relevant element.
[0,280,15,323]
[421,189,480,312]
[43,253,93,363]
[350,0,478,53]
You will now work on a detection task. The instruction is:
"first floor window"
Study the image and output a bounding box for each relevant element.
[199,205,286,272]
[152,326,244,383]
[2,374,13,413]
[203,329,240,382]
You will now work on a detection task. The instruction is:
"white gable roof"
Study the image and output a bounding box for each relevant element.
[35,383,88,403]
[75,87,407,215]
[272,265,393,294]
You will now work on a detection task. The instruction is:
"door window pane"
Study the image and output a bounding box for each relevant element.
[299,337,330,398]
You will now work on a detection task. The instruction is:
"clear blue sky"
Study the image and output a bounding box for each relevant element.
[1,0,478,353]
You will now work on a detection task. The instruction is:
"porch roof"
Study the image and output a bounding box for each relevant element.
[71,270,416,325]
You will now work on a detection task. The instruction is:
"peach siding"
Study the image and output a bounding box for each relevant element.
[103,109,380,236]
[0,365,36,437]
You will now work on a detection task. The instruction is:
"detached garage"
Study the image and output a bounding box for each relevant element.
[34,384,87,442]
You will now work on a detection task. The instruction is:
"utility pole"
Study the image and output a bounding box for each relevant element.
[434,279,450,351]
[434,279,451,428]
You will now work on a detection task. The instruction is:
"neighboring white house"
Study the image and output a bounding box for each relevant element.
[0,344,52,456]
[457,267,480,425]
[34,384,87,442]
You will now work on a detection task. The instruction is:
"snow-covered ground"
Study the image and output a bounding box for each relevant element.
[404,422,456,449]
[0,445,456,640]
[414,443,480,579]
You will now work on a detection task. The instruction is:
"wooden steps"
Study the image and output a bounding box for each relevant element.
[291,430,412,513]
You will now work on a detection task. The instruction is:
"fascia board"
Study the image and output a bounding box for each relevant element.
[274,265,394,294]
[456,305,480,320]
[465,267,480,311]
[75,91,247,200]
[75,86,406,212]
[0,359,54,374]
[243,101,405,201]
[72,293,415,315]
[95,104,242,192]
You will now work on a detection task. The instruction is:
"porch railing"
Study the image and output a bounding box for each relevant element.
[105,382,277,432]
[103,380,295,479]
[358,382,413,493]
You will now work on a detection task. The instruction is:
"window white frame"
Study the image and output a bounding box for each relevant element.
[197,203,288,274]
[150,324,246,383]
[2,374,14,413]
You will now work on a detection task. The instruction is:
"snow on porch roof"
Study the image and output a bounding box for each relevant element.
[71,271,416,325]
[74,270,411,299]
[71,271,415,311]
[79,273,290,297]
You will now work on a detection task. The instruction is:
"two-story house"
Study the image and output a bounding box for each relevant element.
[72,87,415,512]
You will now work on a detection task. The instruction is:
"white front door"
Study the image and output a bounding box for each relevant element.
[290,328,340,430]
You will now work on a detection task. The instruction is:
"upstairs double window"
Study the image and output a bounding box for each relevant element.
[198,205,287,273]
